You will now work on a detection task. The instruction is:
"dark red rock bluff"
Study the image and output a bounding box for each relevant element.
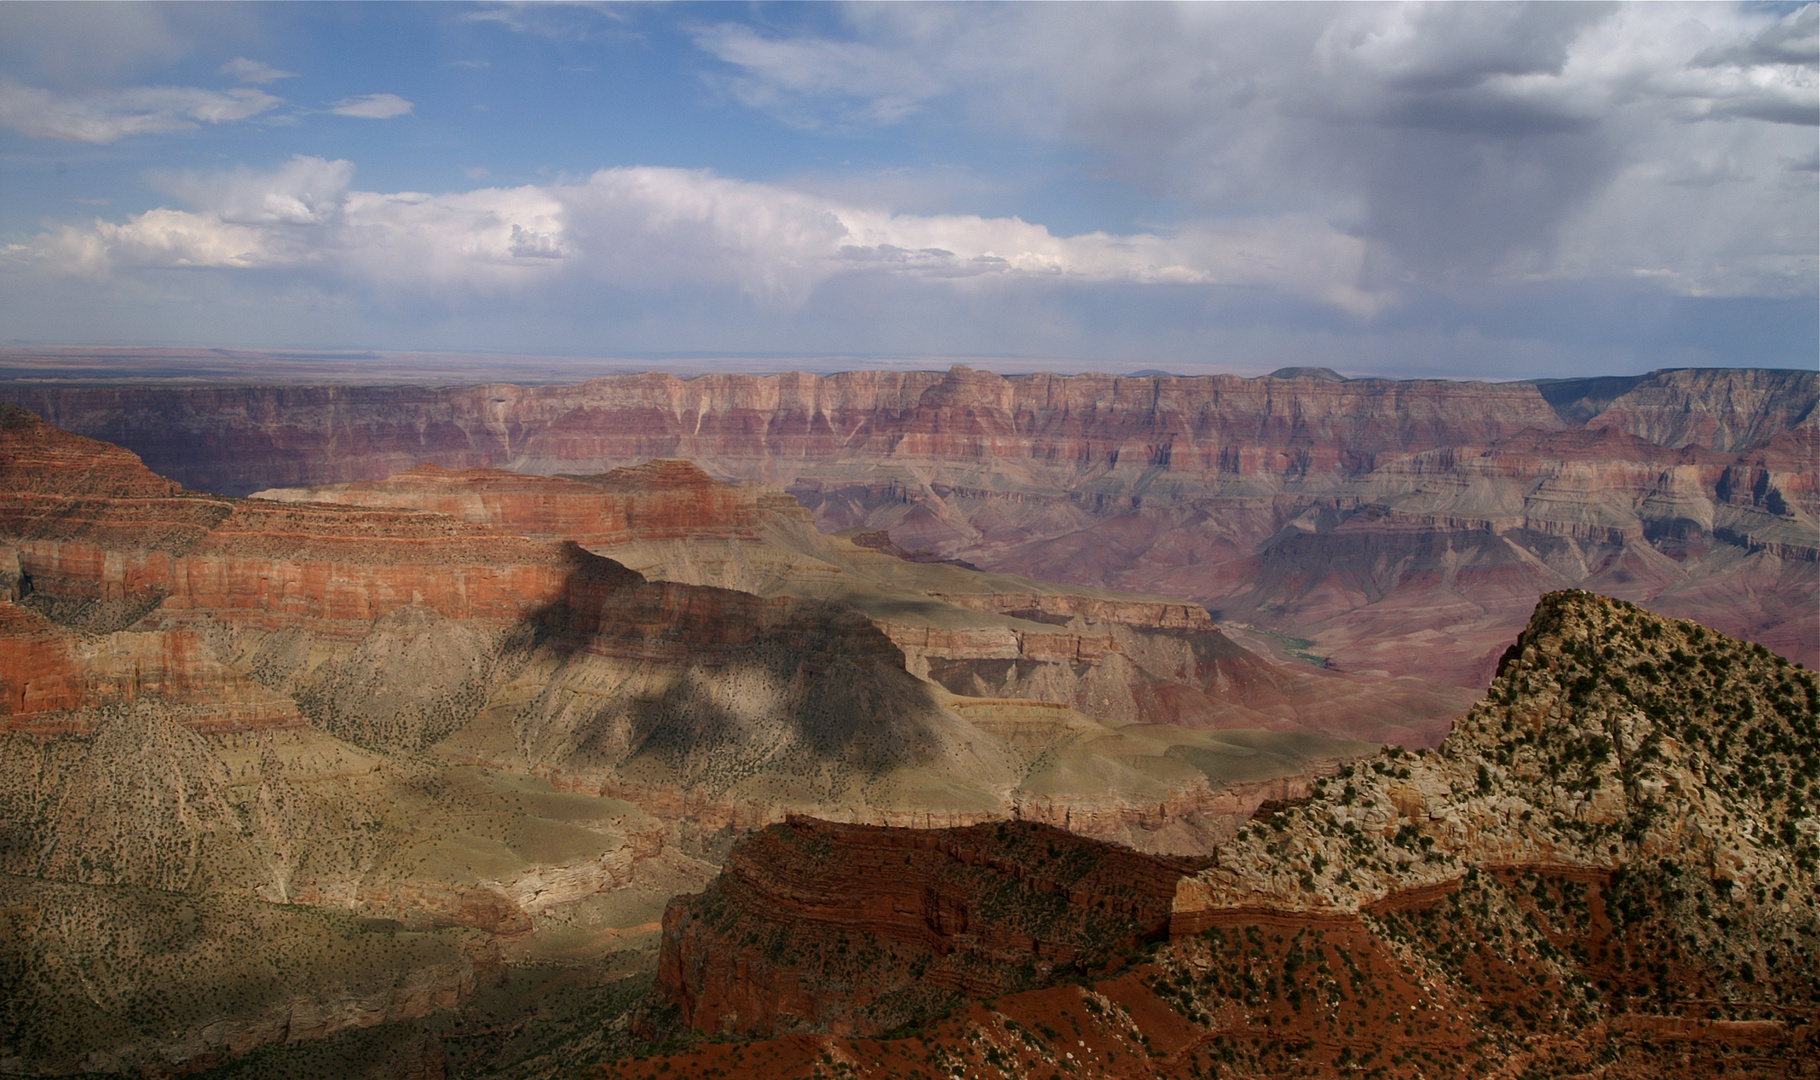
[656,816,1208,1037]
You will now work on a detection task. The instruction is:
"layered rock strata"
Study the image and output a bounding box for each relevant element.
[260,459,1473,747]
[7,365,1812,687]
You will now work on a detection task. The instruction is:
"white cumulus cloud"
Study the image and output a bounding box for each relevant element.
[20,159,1381,312]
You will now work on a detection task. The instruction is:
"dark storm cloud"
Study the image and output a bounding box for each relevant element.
[1693,3,1818,67]
[1313,2,1611,97]
[697,2,1817,300]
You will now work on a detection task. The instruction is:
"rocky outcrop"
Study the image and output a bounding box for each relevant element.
[656,816,1207,1036]
[1172,590,1819,927]
[626,594,1820,1077]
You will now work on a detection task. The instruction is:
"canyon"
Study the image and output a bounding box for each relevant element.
[0,361,1813,1078]
[257,458,1472,749]
[6,364,1812,696]
[0,404,1395,1075]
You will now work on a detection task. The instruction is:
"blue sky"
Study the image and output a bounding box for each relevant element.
[0,1,1814,378]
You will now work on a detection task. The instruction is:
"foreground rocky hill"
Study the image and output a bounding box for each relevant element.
[636,591,1819,1077]
[7,365,1811,694]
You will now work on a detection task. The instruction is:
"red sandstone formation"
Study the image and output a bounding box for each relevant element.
[0,404,885,688]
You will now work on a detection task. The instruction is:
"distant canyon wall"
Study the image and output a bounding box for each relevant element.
[4,366,1814,683]
[6,366,1812,498]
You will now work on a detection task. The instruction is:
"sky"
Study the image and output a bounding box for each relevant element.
[0,1,1814,380]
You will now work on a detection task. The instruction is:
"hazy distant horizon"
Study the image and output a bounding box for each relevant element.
[0,342,1809,388]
